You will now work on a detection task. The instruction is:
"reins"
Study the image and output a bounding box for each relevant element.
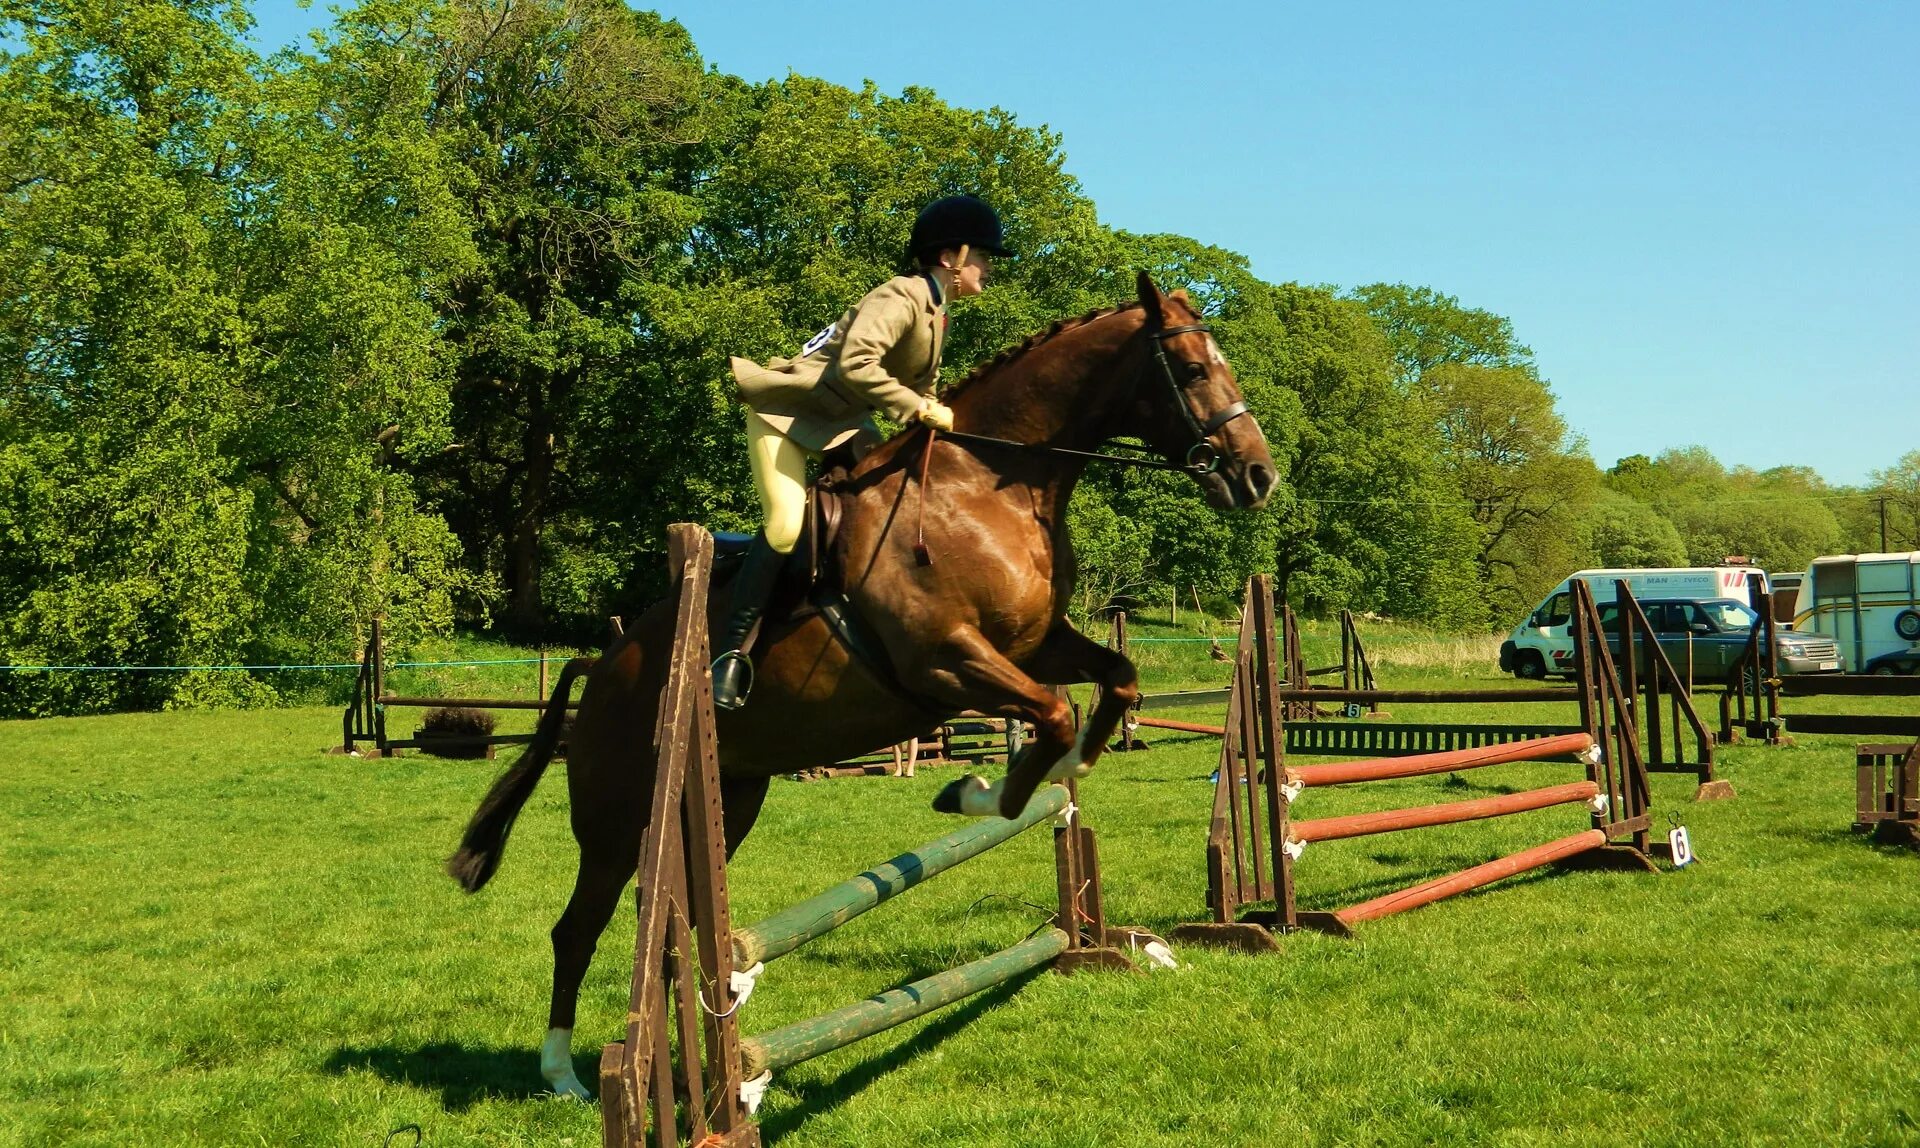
[933,428,1216,474]
[909,318,1250,565]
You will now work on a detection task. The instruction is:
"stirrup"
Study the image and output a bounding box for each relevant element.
[711,649,755,711]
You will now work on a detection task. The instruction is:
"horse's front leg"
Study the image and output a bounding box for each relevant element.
[1022,620,1139,781]
[913,627,1079,819]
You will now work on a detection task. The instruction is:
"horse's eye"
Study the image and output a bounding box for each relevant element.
[1186,362,1208,380]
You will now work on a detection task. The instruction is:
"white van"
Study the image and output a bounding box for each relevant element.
[1499,566,1766,679]
[1792,553,1920,674]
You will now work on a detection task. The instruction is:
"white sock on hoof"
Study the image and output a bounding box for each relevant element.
[956,774,1004,817]
[1045,723,1098,782]
[541,1027,591,1101]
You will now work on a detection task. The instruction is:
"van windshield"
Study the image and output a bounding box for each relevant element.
[1700,600,1758,631]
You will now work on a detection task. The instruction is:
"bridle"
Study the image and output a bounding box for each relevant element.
[1148,322,1252,475]
[911,317,1251,565]
[935,320,1251,477]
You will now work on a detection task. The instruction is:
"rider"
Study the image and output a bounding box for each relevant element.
[711,194,1010,710]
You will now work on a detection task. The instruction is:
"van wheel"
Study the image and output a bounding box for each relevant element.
[1514,652,1547,680]
[1896,610,1920,641]
[1872,663,1900,676]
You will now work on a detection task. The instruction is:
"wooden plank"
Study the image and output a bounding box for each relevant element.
[1282,722,1580,759]
[619,526,712,1139]
[1135,715,1226,736]
[1136,688,1232,711]
[1252,575,1294,928]
[1328,830,1607,927]
[1289,781,1599,844]
[1273,687,1576,704]
[378,694,580,711]
[1785,714,1920,738]
[731,785,1071,967]
[737,929,1071,1076]
[1286,733,1596,788]
[1779,675,1920,697]
[598,1043,628,1148]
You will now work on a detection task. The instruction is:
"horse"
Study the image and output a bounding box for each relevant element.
[445,271,1277,1099]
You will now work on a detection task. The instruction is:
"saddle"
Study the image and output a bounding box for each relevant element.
[709,452,934,710]
[709,448,849,592]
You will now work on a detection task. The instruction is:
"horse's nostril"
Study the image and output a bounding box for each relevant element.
[1246,463,1277,502]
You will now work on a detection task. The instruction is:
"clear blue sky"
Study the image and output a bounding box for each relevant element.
[255,2,1916,486]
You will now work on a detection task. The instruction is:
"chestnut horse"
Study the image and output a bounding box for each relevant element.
[446,272,1276,1098]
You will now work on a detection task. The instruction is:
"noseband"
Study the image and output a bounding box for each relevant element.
[1148,323,1251,475]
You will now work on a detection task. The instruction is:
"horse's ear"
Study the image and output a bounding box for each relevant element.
[1136,270,1165,330]
[1169,288,1191,305]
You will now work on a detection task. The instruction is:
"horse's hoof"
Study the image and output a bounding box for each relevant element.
[541,1027,591,1101]
[932,777,970,814]
[933,774,995,816]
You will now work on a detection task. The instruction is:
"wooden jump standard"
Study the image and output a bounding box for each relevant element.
[338,617,591,757]
[1170,577,1659,952]
[1714,575,1920,840]
[1768,673,1920,849]
[600,526,1136,1148]
[1855,742,1920,850]
[1107,604,1378,750]
[1112,576,1728,800]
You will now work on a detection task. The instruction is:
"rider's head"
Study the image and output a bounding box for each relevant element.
[909,195,1009,299]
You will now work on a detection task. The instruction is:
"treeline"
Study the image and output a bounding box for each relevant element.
[0,0,1906,717]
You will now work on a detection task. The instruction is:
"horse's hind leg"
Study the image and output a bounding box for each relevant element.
[538,778,765,1101]
[540,846,635,1100]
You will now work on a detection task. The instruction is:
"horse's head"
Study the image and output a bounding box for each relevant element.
[1124,271,1278,510]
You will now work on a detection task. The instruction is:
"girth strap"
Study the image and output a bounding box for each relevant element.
[810,586,948,715]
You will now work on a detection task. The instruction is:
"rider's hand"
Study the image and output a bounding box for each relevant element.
[915,398,954,431]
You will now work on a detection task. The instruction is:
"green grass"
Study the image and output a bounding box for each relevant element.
[5,616,1919,1146]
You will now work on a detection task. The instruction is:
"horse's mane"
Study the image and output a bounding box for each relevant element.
[941,300,1145,403]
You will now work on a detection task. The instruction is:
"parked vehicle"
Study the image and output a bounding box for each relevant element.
[1791,552,1920,674]
[1593,597,1841,680]
[1500,566,1765,680]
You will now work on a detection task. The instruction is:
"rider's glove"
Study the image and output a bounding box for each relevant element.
[915,398,955,431]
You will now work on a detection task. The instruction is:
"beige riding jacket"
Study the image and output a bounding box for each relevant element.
[729,274,946,452]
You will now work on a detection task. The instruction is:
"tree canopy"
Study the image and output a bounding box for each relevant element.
[0,0,1895,716]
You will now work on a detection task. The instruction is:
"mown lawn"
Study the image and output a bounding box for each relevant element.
[4,615,1918,1146]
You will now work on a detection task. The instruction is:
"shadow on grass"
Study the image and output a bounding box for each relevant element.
[1137,862,1612,934]
[322,1041,551,1111]
[1770,825,1875,848]
[756,974,1031,1144]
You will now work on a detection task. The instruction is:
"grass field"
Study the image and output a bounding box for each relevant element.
[5,612,1919,1146]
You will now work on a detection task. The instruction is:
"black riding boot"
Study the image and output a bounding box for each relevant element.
[711,533,784,711]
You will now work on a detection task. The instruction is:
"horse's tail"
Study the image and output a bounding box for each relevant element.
[446,655,596,893]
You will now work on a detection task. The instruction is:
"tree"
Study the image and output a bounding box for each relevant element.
[1348,283,1532,386]
[1605,449,1846,572]
[352,0,709,638]
[1584,490,1688,567]
[1669,499,1841,572]
[0,0,471,716]
[1256,285,1486,628]
[1425,363,1600,619]
[1866,451,1920,552]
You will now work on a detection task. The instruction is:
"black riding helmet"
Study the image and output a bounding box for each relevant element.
[907,195,1012,264]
